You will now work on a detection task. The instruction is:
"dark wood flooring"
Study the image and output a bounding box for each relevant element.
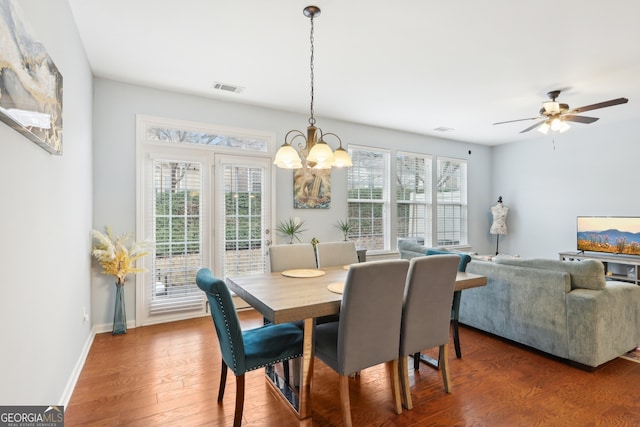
[65,310,640,426]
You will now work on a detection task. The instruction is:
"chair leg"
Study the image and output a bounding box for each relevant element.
[234,374,245,427]
[398,356,413,410]
[339,375,353,427]
[218,359,228,402]
[386,359,402,415]
[439,344,452,393]
[413,352,420,370]
[451,291,462,358]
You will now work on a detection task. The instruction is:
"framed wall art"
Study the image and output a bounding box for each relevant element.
[293,165,331,209]
[0,0,63,154]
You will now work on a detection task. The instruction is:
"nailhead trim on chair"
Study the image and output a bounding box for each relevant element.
[213,293,303,373]
[247,353,304,372]
[214,293,238,372]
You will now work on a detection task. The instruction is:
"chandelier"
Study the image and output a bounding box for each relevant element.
[273,6,352,169]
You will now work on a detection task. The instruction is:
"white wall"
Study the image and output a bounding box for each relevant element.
[0,0,93,405]
[92,78,494,327]
[491,118,640,258]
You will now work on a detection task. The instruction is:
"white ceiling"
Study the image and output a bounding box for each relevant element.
[67,0,640,146]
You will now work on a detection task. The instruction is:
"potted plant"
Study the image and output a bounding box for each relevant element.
[336,219,353,241]
[276,217,307,244]
[91,226,149,334]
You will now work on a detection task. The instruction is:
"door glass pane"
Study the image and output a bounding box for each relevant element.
[223,163,267,276]
[150,160,204,314]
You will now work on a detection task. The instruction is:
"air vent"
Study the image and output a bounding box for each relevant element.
[212,82,245,93]
[433,126,454,132]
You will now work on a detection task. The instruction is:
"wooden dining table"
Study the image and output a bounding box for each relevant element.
[226,265,486,422]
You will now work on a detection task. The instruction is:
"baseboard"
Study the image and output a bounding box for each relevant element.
[93,319,137,334]
[59,326,96,410]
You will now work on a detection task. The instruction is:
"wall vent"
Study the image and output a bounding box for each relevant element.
[212,82,245,93]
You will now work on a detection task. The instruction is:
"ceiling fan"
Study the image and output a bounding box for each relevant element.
[494,90,629,134]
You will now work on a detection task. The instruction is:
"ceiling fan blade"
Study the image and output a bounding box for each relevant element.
[562,115,599,124]
[493,117,541,125]
[520,120,547,133]
[568,97,629,114]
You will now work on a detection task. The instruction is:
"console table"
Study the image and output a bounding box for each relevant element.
[559,251,640,286]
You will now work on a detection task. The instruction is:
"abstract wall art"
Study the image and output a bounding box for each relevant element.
[0,0,63,154]
[293,164,331,209]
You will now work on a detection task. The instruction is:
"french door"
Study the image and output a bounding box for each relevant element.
[137,150,272,326]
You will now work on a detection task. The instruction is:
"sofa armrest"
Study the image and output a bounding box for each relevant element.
[566,281,640,367]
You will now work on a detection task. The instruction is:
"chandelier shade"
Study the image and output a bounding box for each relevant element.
[273,6,352,170]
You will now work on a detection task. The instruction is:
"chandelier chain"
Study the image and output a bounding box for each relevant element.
[308,13,315,126]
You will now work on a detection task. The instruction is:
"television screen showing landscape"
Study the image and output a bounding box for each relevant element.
[577,216,640,256]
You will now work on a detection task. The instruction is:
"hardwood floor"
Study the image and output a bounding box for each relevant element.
[66,310,640,426]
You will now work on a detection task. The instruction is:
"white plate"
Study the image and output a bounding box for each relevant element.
[327,282,345,294]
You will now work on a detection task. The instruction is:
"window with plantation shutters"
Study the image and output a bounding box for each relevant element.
[347,147,390,251]
[436,157,468,246]
[136,115,273,326]
[347,146,467,251]
[396,152,432,245]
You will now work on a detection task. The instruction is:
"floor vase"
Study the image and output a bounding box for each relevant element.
[113,282,127,334]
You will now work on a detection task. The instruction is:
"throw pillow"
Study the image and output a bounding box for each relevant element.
[425,248,472,272]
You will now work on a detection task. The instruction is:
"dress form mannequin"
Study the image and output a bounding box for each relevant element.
[490,196,509,254]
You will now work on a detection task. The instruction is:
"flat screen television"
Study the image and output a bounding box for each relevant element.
[577,216,640,256]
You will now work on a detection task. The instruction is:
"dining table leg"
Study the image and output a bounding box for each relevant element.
[298,317,315,419]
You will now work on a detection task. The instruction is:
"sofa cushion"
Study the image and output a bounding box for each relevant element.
[426,248,472,272]
[493,257,606,290]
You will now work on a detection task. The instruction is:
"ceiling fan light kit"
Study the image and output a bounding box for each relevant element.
[494,89,629,135]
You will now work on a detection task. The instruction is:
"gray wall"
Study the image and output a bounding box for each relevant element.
[491,118,640,258]
[0,0,93,405]
[92,78,494,327]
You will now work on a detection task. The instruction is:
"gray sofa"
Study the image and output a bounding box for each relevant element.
[463,258,640,368]
[397,240,640,368]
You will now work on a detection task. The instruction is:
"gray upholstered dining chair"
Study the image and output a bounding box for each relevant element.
[267,243,318,380]
[314,259,410,427]
[268,243,318,272]
[315,241,359,268]
[196,268,304,427]
[398,254,459,410]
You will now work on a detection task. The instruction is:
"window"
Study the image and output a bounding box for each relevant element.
[436,157,468,246]
[348,145,467,252]
[396,152,432,245]
[347,147,390,251]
